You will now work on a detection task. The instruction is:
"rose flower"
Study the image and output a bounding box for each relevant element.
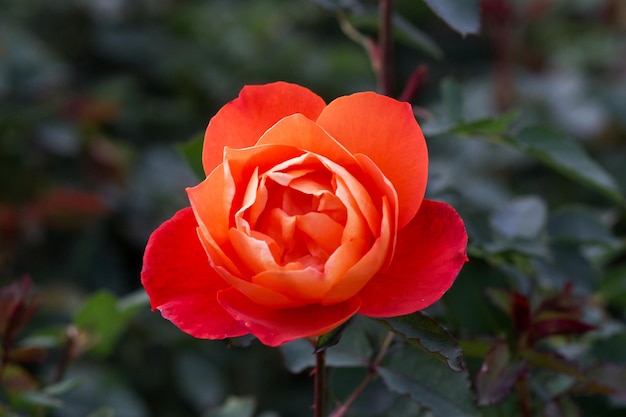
[141,82,468,346]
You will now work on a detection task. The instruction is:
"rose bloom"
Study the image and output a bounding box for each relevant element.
[141,82,468,346]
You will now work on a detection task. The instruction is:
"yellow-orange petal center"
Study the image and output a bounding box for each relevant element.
[194,143,397,307]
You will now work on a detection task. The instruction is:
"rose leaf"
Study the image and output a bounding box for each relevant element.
[377,311,465,372]
[506,126,623,203]
[378,344,479,417]
[177,132,205,180]
[421,0,481,37]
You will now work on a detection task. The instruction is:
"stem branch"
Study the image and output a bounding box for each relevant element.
[516,370,532,417]
[378,0,394,96]
[329,331,395,417]
[314,349,326,417]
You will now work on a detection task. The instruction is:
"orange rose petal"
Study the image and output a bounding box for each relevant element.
[354,153,399,267]
[229,228,281,274]
[323,156,380,237]
[235,167,260,232]
[223,144,303,185]
[296,212,343,254]
[322,196,393,305]
[252,267,328,303]
[214,266,300,308]
[358,199,468,317]
[257,207,296,252]
[141,208,248,339]
[247,176,269,228]
[266,168,317,187]
[217,288,361,346]
[196,228,243,277]
[203,82,326,175]
[317,191,347,225]
[256,114,360,174]
[317,92,428,228]
[187,164,232,245]
[271,173,331,201]
[281,187,313,216]
[323,238,369,283]
[333,175,373,243]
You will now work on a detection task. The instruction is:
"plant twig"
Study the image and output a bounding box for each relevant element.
[329,331,395,417]
[337,12,380,74]
[313,349,326,417]
[378,0,394,96]
[516,369,532,417]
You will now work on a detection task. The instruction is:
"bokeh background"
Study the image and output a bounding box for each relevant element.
[1,0,626,416]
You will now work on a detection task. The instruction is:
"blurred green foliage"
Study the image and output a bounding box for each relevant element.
[1,0,626,416]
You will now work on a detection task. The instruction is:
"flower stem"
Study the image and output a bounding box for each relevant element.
[329,331,395,417]
[378,0,394,96]
[516,369,532,417]
[313,349,326,417]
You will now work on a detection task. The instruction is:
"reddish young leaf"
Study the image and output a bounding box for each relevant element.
[476,341,526,406]
[529,319,596,345]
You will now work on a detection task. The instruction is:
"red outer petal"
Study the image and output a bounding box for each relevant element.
[317,92,428,228]
[202,82,327,176]
[217,288,361,346]
[357,199,468,317]
[141,208,248,339]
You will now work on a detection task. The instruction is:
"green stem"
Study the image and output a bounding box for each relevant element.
[314,349,326,417]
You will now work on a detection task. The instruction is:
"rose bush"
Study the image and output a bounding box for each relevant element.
[141,82,468,346]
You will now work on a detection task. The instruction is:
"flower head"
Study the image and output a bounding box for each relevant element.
[141,82,468,346]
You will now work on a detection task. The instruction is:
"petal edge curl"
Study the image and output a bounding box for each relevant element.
[203,82,326,175]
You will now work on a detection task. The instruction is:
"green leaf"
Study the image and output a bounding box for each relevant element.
[548,206,617,244]
[177,133,205,180]
[42,378,81,397]
[600,266,626,308]
[450,111,520,137]
[85,408,116,417]
[506,126,623,202]
[378,345,479,417]
[534,242,598,292]
[440,78,464,123]
[203,396,256,417]
[518,349,584,380]
[484,288,514,316]
[74,290,143,356]
[393,14,443,59]
[19,391,64,409]
[118,289,150,315]
[442,261,511,336]
[279,339,317,373]
[490,195,547,240]
[174,352,225,412]
[422,0,481,36]
[378,312,465,372]
[314,317,354,353]
[591,333,626,365]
